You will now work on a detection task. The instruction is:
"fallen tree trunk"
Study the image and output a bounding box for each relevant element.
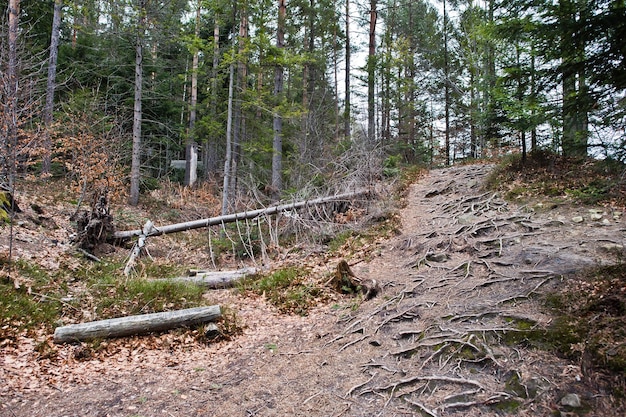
[53,305,221,343]
[162,266,258,288]
[114,189,369,239]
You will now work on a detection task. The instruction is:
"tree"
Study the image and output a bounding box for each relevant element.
[184,1,202,187]
[2,0,20,188]
[129,0,146,206]
[367,0,377,143]
[271,0,286,199]
[344,0,351,140]
[42,0,62,176]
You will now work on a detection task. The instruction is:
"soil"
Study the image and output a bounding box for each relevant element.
[2,164,625,417]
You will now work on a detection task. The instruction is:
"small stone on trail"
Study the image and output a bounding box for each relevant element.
[426,253,448,263]
[572,216,584,223]
[560,393,581,408]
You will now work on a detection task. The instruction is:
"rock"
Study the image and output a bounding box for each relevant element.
[589,212,604,221]
[426,253,448,263]
[572,216,584,223]
[599,242,624,254]
[457,214,477,225]
[560,393,581,408]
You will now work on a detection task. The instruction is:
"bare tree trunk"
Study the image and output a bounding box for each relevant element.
[344,0,351,140]
[205,17,220,177]
[42,0,62,177]
[231,9,248,196]
[185,1,201,187]
[271,0,286,200]
[367,0,377,143]
[443,0,451,166]
[222,53,235,215]
[129,0,146,206]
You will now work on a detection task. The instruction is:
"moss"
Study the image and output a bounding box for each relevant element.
[490,398,522,413]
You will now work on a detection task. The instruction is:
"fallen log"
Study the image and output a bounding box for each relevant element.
[114,189,370,239]
[160,266,258,288]
[53,305,221,343]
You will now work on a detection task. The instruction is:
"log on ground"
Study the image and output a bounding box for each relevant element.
[163,267,258,288]
[53,305,221,343]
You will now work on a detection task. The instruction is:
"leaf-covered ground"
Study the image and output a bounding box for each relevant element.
[1,160,625,416]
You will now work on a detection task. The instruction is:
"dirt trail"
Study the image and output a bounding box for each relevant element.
[2,164,625,416]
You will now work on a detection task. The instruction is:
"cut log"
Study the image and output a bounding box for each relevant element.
[53,305,221,343]
[162,267,258,288]
[114,189,370,239]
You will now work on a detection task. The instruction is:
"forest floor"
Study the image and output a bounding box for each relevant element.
[1,161,626,417]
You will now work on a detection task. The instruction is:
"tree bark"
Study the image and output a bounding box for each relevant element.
[344,0,351,140]
[116,189,370,239]
[129,0,146,206]
[162,267,258,288]
[443,0,451,165]
[221,53,235,215]
[53,305,221,343]
[271,0,286,200]
[42,0,62,176]
[367,0,377,143]
[185,2,201,187]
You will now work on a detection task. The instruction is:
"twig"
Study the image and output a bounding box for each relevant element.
[303,390,324,404]
[76,248,101,262]
[403,396,438,417]
[339,334,369,352]
[374,304,420,333]
[345,372,377,397]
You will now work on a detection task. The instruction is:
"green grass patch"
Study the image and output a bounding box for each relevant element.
[239,267,322,315]
[0,258,63,331]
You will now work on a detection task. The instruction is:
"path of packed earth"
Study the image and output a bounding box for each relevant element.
[2,163,625,416]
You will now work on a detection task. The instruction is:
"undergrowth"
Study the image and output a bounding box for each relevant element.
[502,264,626,403]
[486,150,626,207]
[0,257,210,337]
[238,267,326,315]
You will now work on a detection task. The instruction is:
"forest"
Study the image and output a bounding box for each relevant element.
[0,0,624,210]
[2,2,626,416]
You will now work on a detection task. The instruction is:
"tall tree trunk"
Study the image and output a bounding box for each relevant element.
[185,2,201,187]
[129,0,146,206]
[344,0,351,140]
[4,0,20,188]
[333,23,339,140]
[42,0,62,177]
[560,0,588,157]
[367,0,377,143]
[222,56,235,215]
[443,0,451,165]
[300,0,316,165]
[205,16,221,178]
[530,49,537,152]
[484,0,497,152]
[231,9,248,196]
[271,0,286,200]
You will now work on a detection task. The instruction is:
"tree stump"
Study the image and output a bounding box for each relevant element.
[330,260,380,300]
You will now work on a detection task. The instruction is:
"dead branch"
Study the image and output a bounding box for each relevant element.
[114,190,370,239]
